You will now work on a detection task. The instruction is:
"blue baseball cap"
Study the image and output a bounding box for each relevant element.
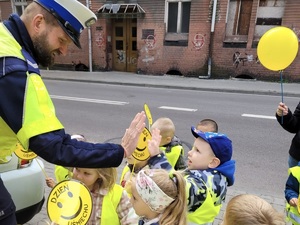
[34,0,97,48]
[191,126,232,164]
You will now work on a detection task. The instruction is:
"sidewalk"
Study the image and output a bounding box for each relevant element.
[41,69,300,97]
[27,70,292,225]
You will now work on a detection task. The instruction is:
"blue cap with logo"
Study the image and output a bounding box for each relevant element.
[191,126,232,165]
[34,0,97,48]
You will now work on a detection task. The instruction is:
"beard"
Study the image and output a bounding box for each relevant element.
[32,31,56,67]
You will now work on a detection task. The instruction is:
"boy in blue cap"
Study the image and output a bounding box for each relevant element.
[185,127,235,225]
[148,126,235,225]
[0,0,145,224]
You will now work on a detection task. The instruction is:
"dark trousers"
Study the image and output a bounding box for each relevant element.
[0,177,17,225]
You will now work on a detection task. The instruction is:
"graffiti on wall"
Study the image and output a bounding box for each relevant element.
[144,35,156,50]
[292,27,300,42]
[233,52,259,68]
[192,33,206,50]
[117,50,125,63]
[96,31,105,48]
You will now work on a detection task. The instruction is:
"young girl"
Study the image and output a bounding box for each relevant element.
[47,167,138,225]
[129,168,187,225]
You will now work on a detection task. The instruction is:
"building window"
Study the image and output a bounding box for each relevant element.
[13,0,27,16]
[252,0,285,47]
[224,0,253,47]
[164,0,191,46]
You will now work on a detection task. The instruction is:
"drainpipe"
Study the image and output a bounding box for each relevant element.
[199,0,217,79]
[87,0,93,72]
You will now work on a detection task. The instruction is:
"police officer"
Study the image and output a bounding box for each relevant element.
[0,0,145,224]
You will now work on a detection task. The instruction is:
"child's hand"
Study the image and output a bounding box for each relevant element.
[46,177,56,188]
[289,197,298,207]
[148,128,161,156]
[276,102,288,116]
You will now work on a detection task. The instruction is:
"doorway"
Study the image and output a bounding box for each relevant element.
[112,18,137,72]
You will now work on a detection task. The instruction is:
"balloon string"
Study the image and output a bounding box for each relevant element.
[280,70,284,124]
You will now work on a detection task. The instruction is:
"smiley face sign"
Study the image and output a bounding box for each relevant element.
[14,142,37,160]
[47,180,92,225]
[132,127,151,161]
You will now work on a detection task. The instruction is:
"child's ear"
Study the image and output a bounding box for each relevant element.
[208,157,220,169]
[166,136,172,143]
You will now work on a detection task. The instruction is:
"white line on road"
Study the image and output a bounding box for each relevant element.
[159,106,197,112]
[242,114,276,120]
[50,95,129,105]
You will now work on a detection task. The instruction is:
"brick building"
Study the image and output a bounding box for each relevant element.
[1,0,300,81]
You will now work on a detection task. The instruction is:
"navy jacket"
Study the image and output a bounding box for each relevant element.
[0,14,124,168]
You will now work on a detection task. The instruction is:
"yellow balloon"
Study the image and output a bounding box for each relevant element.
[257,26,299,71]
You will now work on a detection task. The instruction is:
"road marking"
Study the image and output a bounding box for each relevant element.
[242,114,276,120]
[50,95,129,105]
[159,106,197,112]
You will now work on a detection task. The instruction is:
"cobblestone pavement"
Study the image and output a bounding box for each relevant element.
[23,158,291,225]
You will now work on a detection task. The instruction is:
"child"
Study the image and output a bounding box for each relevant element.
[184,127,235,225]
[47,167,138,225]
[129,168,187,225]
[150,126,235,225]
[285,163,300,224]
[222,194,285,225]
[150,117,186,170]
[120,128,172,188]
[196,119,218,133]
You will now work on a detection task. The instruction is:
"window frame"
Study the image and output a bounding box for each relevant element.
[12,0,27,16]
[164,0,191,34]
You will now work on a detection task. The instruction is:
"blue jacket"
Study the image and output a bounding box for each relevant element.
[0,14,124,168]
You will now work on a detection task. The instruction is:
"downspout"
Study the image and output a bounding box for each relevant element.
[199,0,217,79]
[87,0,93,72]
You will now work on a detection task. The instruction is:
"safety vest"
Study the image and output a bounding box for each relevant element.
[55,165,72,182]
[160,145,182,169]
[101,184,123,225]
[286,166,300,225]
[186,174,221,225]
[0,23,63,158]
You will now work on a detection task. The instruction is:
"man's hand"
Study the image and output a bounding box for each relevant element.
[276,102,288,116]
[121,111,146,158]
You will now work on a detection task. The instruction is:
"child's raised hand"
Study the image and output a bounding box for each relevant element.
[45,177,56,188]
[276,102,288,116]
[289,197,298,207]
[148,128,161,156]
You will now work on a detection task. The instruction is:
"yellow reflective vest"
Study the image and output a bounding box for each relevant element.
[0,23,63,158]
[101,184,123,225]
[286,166,300,225]
[186,174,221,225]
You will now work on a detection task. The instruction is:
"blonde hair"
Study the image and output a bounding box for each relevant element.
[223,194,285,225]
[151,117,175,139]
[148,169,187,225]
[95,167,117,191]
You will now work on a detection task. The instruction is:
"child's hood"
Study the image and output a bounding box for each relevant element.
[214,160,235,186]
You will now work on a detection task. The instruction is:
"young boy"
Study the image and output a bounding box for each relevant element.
[196,118,218,133]
[151,117,187,170]
[222,194,285,225]
[185,127,235,225]
[148,126,235,225]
